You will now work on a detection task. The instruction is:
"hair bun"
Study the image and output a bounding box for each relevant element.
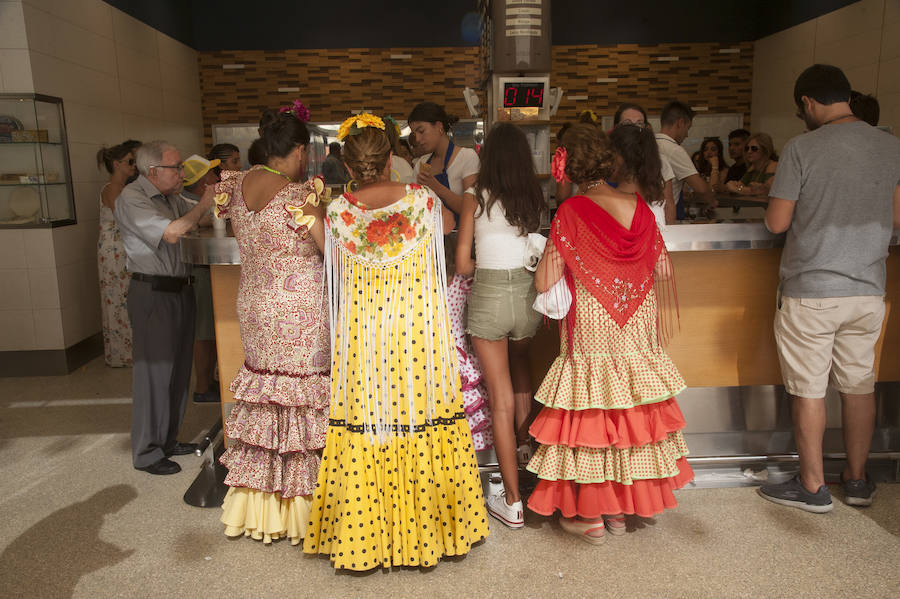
[258,109,282,135]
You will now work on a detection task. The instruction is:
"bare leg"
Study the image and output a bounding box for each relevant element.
[193,340,217,394]
[472,336,519,504]
[839,392,876,481]
[508,338,534,444]
[792,395,827,493]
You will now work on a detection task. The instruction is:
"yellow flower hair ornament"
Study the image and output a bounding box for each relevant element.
[337,113,386,141]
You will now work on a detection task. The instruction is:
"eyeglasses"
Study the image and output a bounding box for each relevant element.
[617,119,645,128]
[127,158,136,165]
[152,164,184,172]
[746,145,761,152]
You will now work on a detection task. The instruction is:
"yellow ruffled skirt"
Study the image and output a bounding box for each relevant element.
[221,487,313,545]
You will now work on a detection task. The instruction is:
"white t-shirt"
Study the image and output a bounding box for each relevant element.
[413,145,480,196]
[656,132,697,206]
[390,155,415,184]
[473,190,529,270]
[651,157,676,230]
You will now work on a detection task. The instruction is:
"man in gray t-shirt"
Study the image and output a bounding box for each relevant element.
[758,65,900,513]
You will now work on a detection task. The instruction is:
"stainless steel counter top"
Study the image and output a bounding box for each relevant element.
[181,225,240,265]
[180,222,898,265]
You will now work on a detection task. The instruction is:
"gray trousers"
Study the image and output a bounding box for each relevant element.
[127,279,196,468]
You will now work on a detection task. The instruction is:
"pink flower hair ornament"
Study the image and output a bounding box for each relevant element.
[279,99,311,123]
[552,146,570,184]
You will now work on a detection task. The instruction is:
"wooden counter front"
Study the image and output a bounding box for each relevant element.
[213,247,900,423]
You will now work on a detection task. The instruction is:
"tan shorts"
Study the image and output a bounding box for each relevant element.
[774,295,885,398]
[467,268,541,341]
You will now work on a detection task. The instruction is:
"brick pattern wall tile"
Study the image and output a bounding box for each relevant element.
[198,42,753,146]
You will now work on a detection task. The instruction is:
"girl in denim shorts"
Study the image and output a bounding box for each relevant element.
[455,122,546,529]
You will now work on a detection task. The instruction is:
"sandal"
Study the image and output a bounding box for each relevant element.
[605,515,626,536]
[559,517,606,545]
[516,443,533,468]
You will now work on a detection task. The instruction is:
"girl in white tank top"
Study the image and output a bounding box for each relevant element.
[455,122,546,529]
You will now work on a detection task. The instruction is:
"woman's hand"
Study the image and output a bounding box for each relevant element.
[416,169,440,191]
[535,239,565,293]
[654,250,673,280]
[748,181,769,196]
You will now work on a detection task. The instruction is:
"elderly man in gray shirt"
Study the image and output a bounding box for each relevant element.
[115,140,214,475]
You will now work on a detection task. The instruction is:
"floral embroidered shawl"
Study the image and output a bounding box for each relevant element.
[324,183,457,443]
[551,194,677,346]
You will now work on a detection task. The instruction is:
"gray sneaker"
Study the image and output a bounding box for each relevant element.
[841,473,876,507]
[758,475,833,513]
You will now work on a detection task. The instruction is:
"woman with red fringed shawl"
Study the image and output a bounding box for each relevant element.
[526,123,693,545]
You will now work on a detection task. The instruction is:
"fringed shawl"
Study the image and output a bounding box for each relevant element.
[551,194,678,347]
[324,184,458,444]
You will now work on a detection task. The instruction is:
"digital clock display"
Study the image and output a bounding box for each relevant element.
[502,82,545,108]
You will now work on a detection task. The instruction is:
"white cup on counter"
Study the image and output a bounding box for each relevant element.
[212,213,227,236]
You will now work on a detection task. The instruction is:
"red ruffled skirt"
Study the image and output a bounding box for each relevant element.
[526,286,693,518]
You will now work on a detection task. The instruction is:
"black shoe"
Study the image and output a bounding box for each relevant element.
[168,442,198,456]
[136,458,181,475]
[193,389,221,403]
[758,475,833,513]
[841,472,876,507]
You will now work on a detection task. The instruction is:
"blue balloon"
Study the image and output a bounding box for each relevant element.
[460,12,481,44]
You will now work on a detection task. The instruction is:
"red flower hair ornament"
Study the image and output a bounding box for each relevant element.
[552,146,570,184]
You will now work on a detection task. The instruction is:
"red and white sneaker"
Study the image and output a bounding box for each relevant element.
[486,490,524,529]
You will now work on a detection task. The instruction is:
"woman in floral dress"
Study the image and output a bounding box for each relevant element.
[97,144,136,367]
[527,124,692,544]
[304,114,489,570]
[215,108,330,545]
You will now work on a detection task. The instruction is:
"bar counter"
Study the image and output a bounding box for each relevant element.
[184,222,900,471]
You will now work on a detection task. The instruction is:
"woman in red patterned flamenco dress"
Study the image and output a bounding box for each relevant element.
[527,123,692,544]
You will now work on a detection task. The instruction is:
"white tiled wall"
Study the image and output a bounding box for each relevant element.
[752,0,900,150]
[0,0,205,353]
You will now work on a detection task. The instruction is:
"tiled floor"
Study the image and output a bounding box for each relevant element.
[0,357,898,598]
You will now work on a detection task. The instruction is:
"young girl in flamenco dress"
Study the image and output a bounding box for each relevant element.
[527,123,693,544]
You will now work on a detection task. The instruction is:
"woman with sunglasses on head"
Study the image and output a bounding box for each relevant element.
[611,103,677,226]
[726,133,778,197]
[96,143,137,367]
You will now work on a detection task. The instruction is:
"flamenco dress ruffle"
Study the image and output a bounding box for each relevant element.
[527,285,693,519]
[220,364,330,545]
[447,274,493,450]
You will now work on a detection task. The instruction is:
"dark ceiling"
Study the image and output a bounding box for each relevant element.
[102,0,859,50]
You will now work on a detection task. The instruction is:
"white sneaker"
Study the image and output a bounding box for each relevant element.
[486,490,524,529]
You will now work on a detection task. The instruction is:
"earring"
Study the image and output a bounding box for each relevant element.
[345,179,359,193]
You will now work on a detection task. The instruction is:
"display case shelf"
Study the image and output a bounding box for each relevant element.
[0,93,76,228]
[0,141,63,146]
[0,182,67,187]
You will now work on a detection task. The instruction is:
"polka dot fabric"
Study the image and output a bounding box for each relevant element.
[304,188,489,570]
[527,279,693,518]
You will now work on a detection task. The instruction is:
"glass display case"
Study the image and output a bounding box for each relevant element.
[0,94,76,227]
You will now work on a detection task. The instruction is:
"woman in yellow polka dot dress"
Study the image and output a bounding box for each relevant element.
[303,114,489,570]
